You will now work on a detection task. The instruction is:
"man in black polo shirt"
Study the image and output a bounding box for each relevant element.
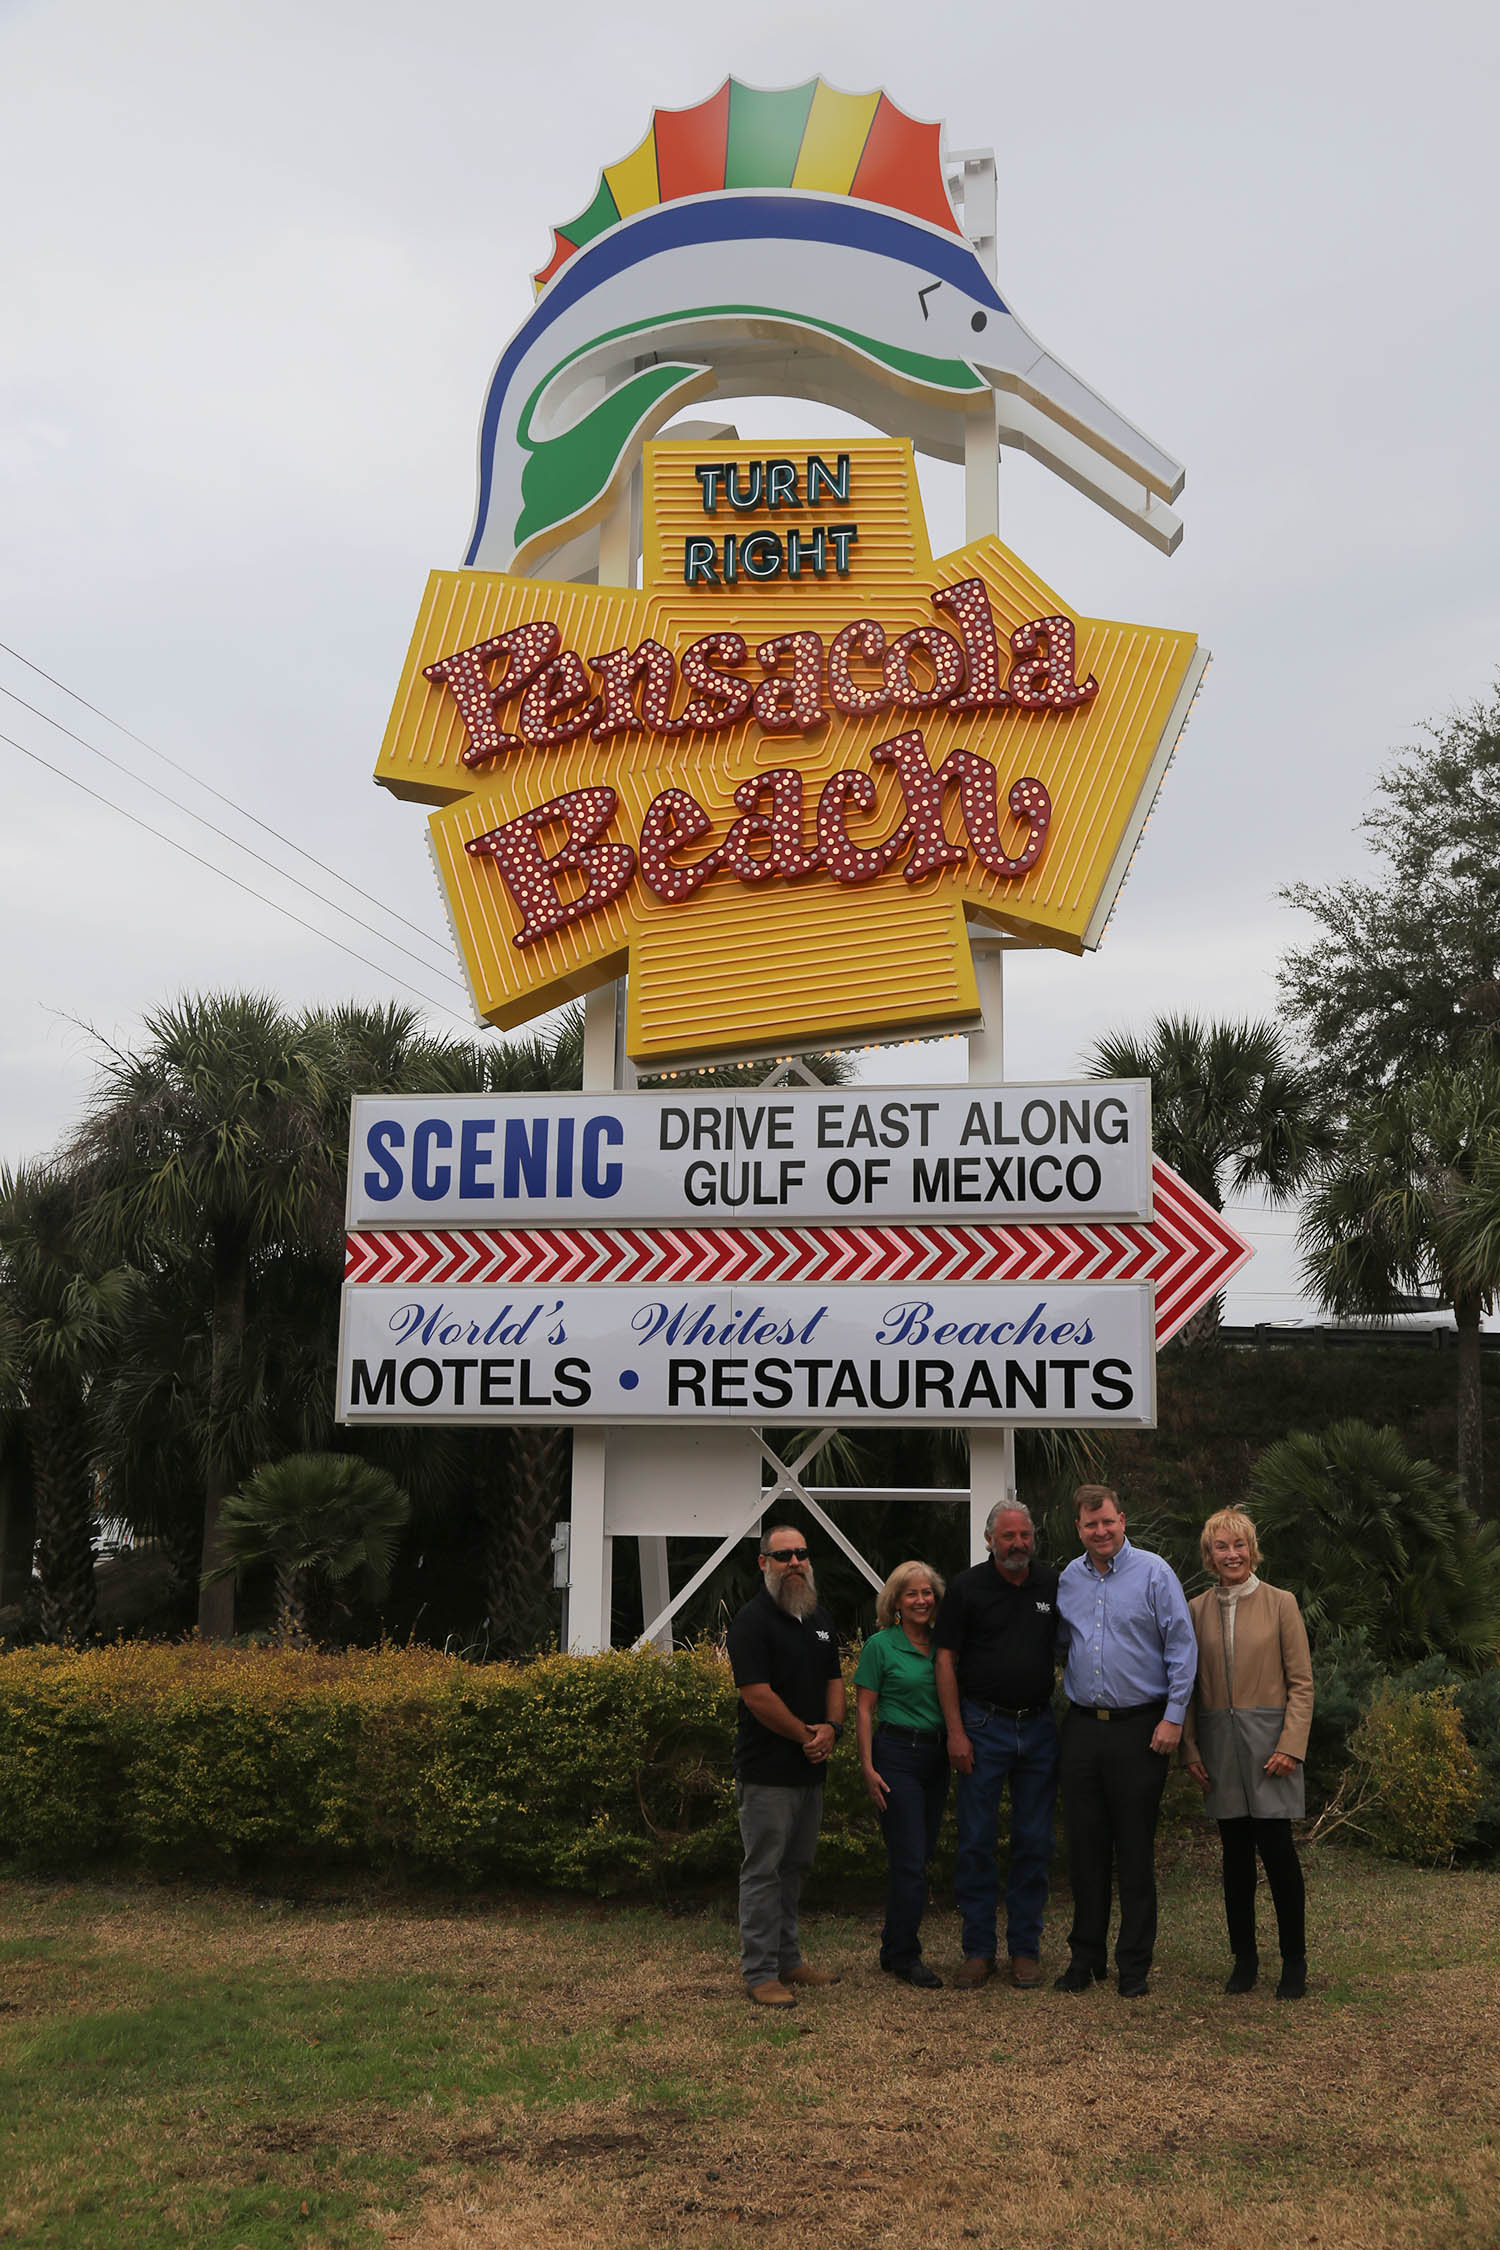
[934,1500,1061,1990]
[725,1524,847,2007]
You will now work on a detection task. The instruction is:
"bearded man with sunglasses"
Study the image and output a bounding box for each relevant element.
[725,1525,847,2006]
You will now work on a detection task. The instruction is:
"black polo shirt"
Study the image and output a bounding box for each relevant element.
[933,1558,1060,1710]
[726,1585,842,1786]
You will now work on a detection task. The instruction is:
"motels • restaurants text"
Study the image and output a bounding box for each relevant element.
[344,1290,1140,1422]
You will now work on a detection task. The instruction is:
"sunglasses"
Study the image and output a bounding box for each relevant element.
[766,1546,810,1563]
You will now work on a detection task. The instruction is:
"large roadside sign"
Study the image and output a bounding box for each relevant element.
[345,1082,1152,1229]
[341,79,1242,1471]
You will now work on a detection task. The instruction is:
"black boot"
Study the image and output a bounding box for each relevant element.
[1275,1957,1306,2001]
[1224,1954,1259,1994]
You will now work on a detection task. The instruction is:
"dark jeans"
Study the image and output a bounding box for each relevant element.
[872,1731,950,1967]
[1060,1705,1169,1982]
[1219,1815,1306,1962]
[954,1701,1059,1962]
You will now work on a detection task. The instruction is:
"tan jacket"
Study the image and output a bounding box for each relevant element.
[1182,1580,1314,1765]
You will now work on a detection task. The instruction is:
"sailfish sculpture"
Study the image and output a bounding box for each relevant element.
[465,79,1185,579]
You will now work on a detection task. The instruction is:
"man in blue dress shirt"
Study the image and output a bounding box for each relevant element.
[1053,1483,1196,1998]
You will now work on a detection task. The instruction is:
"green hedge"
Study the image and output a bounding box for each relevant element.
[8,1638,1478,1888]
[0,1640,913,1890]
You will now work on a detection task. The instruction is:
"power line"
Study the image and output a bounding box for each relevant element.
[2,726,476,1028]
[0,636,453,957]
[0,679,462,987]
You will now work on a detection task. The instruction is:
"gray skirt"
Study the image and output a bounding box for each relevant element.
[1197,1706,1305,1821]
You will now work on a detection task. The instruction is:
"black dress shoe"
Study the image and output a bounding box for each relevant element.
[1117,1973,1150,1998]
[1053,1959,1105,1992]
[1224,1955,1259,1994]
[1275,1958,1307,2000]
[881,1958,943,1988]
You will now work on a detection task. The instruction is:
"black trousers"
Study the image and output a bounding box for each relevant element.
[1218,1816,1306,1962]
[1060,1706,1169,1981]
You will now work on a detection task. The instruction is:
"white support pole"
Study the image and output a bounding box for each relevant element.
[563,457,641,1656]
[560,979,623,1651]
[965,393,1000,546]
[961,154,1016,1565]
[565,1428,611,1652]
[638,1534,672,1655]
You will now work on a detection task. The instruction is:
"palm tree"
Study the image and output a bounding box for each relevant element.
[73,993,338,1637]
[1084,1015,1332,1343]
[1299,1059,1500,1516]
[0,1408,37,1619]
[0,1163,131,1641]
[206,1452,410,1639]
[1249,1419,1500,1663]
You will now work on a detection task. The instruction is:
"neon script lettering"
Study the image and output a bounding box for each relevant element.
[464,727,1052,948]
[423,580,1097,768]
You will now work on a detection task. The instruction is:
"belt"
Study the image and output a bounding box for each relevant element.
[876,1725,943,1745]
[1069,1699,1167,1722]
[966,1697,1049,1720]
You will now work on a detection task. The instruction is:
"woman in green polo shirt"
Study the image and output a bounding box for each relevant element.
[854,1560,950,1988]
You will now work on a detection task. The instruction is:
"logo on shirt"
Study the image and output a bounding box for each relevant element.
[1035,1600,1053,1614]
[815,1629,831,1642]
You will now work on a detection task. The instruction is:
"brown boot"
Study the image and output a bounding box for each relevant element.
[1009,1955,1044,1989]
[955,1956,994,1989]
[747,1980,797,2006]
[782,1963,839,1987]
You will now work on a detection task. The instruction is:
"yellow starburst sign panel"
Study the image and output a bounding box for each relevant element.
[376,441,1203,1066]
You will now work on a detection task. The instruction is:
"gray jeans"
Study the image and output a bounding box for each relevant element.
[736,1780,825,1988]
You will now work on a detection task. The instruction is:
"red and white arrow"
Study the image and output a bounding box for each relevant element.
[343,1160,1251,1349]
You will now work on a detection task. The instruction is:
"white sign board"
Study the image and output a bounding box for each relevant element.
[336,1280,1155,1428]
[345,1084,1151,1230]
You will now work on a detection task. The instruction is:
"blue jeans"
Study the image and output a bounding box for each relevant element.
[872,1731,950,1967]
[954,1701,1060,1962]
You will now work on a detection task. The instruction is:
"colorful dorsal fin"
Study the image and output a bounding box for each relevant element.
[532,79,961,294]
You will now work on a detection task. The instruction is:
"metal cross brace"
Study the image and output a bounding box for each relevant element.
[754,1431,885,1594]
[759,1056,824,1088]
[630,1428,887,1649]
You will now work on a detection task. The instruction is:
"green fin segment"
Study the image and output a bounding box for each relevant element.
[724,79,817,189]
[557,175,620,252]
[516,362,704,550]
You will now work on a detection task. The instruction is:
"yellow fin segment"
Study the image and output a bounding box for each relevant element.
[603,129,660,220]
[792,84,881,193]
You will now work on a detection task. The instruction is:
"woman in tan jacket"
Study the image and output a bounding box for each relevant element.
[1184,1507,1314,1999]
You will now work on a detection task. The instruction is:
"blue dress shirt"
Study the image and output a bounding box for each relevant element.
[1057,1538,1197,1724]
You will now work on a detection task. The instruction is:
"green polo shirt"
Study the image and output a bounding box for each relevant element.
[854,1626,943,1731]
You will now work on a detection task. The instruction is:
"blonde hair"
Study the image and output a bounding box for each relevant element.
[1200,1506,1261,1573]
[876,1560,946,1630]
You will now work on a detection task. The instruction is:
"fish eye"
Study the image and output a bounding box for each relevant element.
[971,310,988,333]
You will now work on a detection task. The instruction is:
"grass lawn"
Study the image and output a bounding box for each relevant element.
[1,1840,1497,2250]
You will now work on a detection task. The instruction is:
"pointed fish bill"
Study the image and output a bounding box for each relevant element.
[987,395,1184,555]
[974,341,1184,507]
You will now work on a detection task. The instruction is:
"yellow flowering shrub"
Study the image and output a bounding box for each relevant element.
[1349,1687,1483,1864]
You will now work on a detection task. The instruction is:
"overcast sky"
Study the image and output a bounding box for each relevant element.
[4,0,1498,1317]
